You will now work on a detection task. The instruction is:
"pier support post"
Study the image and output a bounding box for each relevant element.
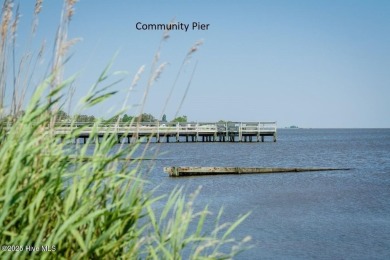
[225,122,228,141]
[239,123,243,142]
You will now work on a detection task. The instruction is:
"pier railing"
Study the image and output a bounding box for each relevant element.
[53,121,276,133]
[52,121,277,142]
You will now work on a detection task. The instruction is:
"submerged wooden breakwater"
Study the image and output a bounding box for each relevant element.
[54,121,277,143]
[164,166,351,177]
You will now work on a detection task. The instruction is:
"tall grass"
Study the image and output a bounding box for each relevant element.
[0,1,250,259]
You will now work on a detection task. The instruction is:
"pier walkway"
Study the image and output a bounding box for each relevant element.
[54,121,277,143]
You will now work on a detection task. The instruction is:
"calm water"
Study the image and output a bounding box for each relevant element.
[128,129,390,259]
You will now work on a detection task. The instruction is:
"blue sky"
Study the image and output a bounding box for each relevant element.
[14,0,390,127]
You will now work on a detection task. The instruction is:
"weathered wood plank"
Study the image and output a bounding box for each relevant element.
[164,166,351,177]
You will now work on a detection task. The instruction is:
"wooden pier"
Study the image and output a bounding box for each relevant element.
[54,121,277,144]
[164,166,351,177]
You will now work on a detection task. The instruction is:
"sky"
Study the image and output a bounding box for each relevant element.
[11,0,390,128]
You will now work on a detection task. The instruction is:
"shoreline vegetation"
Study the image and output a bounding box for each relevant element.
[0,110,190,125]
[0,1,250,259]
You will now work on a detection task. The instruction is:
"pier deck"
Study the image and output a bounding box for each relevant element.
[54,121,277,143]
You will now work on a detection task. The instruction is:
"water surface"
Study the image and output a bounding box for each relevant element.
[122,129,390,259]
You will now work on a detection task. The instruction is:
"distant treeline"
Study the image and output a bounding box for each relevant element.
[1,110,188,124]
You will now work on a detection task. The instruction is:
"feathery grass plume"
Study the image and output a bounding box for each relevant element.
[118,65,145,126]
[10,3,19,117]
[49,0,80,128]
[121,65,145,113]
[10,2,17,39]
[188,40,203,56]
[0,0,13,113]
[34,0,43,15]
[151,62,168,83]
[32,0,43,34]
[162,18,175,41]
[159,39,203,120]
[66,0,78,21]
[0,0,12,40]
